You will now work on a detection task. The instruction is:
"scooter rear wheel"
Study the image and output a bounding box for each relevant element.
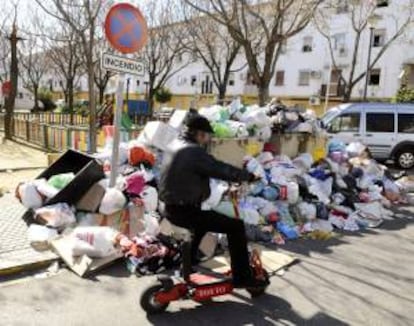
[140,283,169,314]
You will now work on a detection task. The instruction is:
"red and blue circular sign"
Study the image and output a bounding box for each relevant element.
[104,3,148,54]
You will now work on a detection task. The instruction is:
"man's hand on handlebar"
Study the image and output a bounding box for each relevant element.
[248,173,262,183]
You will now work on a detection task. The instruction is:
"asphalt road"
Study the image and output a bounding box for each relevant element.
[1,204,414,326]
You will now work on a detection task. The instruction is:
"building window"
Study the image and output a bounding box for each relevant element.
[280,40,287,54]
[191,75,197,86]
[336,2,349,14]
[368,69,381,86]
[136,80,140,87]
[302,36,313,52]
[246,72,256,85]
[372,29,386,47]
[333,33,346,50]
[228,73,235,86]
[275,70,285,86]
[377,0,389,7]
[298,71,310,86]
[366,113,394,133]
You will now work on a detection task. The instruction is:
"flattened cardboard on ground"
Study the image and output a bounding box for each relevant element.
[201,243,297,274]
[51,237,122,277]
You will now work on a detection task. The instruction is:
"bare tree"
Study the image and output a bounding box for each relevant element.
[315,0,414,102]
[185,0,323,105]
[140,1,190,112]
[19,31,49,111]
[93,37,115,106]
[45,22,83,121]
[182,2,244,102]
[0,16,11,83]
[2,3,21,140]
[35,0,109,152]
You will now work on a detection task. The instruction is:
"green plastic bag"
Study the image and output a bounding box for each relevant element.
[121,112,133,131]
[219,107,230,121]
[47,173,75,190]
[213,122,234,138]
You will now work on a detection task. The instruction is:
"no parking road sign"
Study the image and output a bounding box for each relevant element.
[103,3,148,187]
[104,3,148,54]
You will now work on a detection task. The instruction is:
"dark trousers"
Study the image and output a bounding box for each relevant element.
[165,204,252,283]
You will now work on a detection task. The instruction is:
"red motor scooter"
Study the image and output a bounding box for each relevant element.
[140,185,270,315]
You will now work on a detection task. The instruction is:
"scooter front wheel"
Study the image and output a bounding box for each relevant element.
[140,283,169,314]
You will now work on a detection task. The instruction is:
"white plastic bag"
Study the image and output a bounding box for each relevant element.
[70,226,118,258]
[225,120,249,138]
[35,203,76,228]
[256,126,272,141]
[241,109,272,128]
[199,106,222,122]
[34,179,59,199]
[17,182,43,209]
[140,186,159,212]
[202,179,229,210]
[346,142,367,158]
[245,156,267,184]
[27,224,58,250]
[297,202,317,221]
[143,212,160,236]
[287,182,299,204]
[292,153,314,172]
[99,188,127,215]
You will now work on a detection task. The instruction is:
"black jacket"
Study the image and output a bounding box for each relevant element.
[159,138,252,205]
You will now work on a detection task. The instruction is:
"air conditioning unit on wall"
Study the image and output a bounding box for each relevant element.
[338,46,348,57]
[310,70,322,79]
[309,95,321,106]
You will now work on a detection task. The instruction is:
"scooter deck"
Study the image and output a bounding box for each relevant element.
[189,272,232,286]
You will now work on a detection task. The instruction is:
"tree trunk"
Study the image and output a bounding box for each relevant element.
[257,84,270,106]
[68,82,74,125]
[148,87,155,115]
[33,86,39,111]
[4,28,19,140]
[98,86,105,106]
[218,84,227,103]
[343,88,352,102]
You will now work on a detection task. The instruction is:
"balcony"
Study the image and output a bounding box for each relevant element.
[320,83,346,98]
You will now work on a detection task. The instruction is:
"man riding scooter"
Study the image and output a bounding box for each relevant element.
[159,113,268,289]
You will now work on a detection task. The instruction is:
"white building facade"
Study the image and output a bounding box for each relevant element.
[156,0,414,102]
[13,0,414,105]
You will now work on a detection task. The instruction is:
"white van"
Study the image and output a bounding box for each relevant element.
[322,103,414,169]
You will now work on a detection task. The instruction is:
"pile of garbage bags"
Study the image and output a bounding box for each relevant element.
[197,99,324,141]
[15,101,411,277]
[201,139,407,245]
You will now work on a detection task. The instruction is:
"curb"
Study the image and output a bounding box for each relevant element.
[0,166,47,173]
[0,258,59,277]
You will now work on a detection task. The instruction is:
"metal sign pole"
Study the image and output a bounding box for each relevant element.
[109,73,125,187]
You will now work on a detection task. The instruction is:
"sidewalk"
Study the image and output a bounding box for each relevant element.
[0,137,56,276]
[0,133,47,171]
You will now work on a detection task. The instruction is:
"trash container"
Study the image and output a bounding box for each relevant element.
[268,132,309,159]
[209,138,264,168]
[23,150,105,224]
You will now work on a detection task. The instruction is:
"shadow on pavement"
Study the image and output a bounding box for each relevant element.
[147,293,348,326]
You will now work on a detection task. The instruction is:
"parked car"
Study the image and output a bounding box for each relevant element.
[322,102,414,169]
